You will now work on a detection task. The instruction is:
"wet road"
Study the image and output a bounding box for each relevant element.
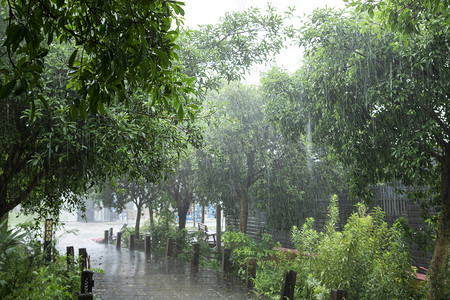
[56,221,257,300]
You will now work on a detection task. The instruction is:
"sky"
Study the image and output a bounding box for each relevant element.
[182,0,346,83]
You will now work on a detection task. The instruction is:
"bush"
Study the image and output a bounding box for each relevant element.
[0,218,80,299]
[250,195,427,299]
[293,198,426,299]
[223,231,275,280]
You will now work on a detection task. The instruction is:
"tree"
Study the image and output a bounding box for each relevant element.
[268,7,449,298]
[177,5,294,93]
[157,5,295,231]
[0,1,202,220]
[161,155,198,229]
[96,179,162,239]
[259,67,346,230]
[1,0,193,117]
[199,83,282,233]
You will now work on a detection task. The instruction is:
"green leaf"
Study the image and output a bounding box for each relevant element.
[3,24,20,47]
[0,80,16,99]
[154,48,169,68]
[38,95,49,110]
[177,103,184,121]
[68,49,78,69]
[80,100,87,119]
[149,57,157,78]
[69,104,78,119]
[98,100,105,114]
[29,101,36,121]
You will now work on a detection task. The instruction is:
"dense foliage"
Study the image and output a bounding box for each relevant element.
[0,219,80,299]
[0,0,201,220]
[263,5,449,296]
[225,197,427,299]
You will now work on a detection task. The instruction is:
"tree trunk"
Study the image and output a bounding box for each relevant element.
[0,211,8,229]
[177,199,190,229]
[149,206,154,227]
[178,206,188,229]
[201,205,205,223]
[429,155,450,299]
[135,205,142,240]
[193,202,196,227]
[239,193,248,233]
[0,195,9,222]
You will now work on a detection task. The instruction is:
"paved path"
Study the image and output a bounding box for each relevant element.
[56,221,257,300]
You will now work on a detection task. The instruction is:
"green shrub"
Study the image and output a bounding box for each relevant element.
[251,195,427,300]
[223,231,274,280]
[1,253,80,299]
[293,197,427,300]
[0,219,80,299]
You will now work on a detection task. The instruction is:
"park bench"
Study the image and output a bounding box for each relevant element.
[198,222,216,246]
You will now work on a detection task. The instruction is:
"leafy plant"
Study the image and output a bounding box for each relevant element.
[223,231,275,280]
[0,217,26,274]
[1,218,80,299]
[250,195,427,299]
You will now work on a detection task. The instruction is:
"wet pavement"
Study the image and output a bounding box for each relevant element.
[56,221,257,300]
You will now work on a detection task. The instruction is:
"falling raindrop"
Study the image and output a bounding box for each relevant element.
[390,60,393,98]
[48,133,52,167]
[306,117,313,176]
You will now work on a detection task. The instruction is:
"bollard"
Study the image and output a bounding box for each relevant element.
[43,218,53,262]
[246,257,257,290]
[331,289,348,300]
[80,269,94,294]
[79,248,88,270]
[191,243,200,273]
[78,293,93,300]
[104,230,109,244]
[222,248,231,274]
[166,238,174,258]
[129,234,135,251]
[280,270,297,300]
[67,246,74,267]
[145,236,151,257]
[116,232,122,249]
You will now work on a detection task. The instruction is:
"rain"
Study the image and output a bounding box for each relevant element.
[1,0,448,299]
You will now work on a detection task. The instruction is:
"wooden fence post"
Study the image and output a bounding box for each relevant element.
[166,238,174,258]
[43,218,53,262]
[79,248,88,270]
[222,248,231,274]
[280,270,297,300]
[67,246,74,267]
[116,232,122,249]
[331,289,348,300]
[191,243,200,273]
[80,270,94,294]
[129,234,135,251]
[246,257,257,289]
[145,235,151,256]
[104,230,109,244]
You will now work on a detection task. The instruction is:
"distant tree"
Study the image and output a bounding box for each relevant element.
[160,155,199,229]
[96,179,162,239]
[197,83,281,233]
[177,5,294,94]
[159,5,295,230]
